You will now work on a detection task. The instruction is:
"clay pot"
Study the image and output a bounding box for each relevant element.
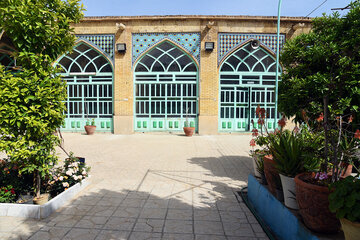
[260,172,268,185]
[84,125,96,135]
[183,127,195,137]
[340,218,360,240]
[33,193,50,205]
[294,172,340,233]
[263,155,281,196]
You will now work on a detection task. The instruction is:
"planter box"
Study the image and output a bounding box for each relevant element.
[247,174,318,240]
[0,179,90,219]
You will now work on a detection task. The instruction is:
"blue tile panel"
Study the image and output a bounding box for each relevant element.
[218,33,286,63]
[76,34,114,60]
[132,32,201,65]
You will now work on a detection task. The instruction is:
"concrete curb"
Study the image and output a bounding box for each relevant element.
[247,174,318,240]
[0,178,90,219]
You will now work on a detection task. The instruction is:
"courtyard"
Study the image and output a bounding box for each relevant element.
[0,133,268,240]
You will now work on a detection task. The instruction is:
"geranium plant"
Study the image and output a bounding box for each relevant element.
[0,185,16,203]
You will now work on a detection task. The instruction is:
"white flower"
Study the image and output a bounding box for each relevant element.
[82,170,87,176]
[66,170,73,176]
[77,175,82,180]
[73,175,78,180]
[59,176,64,181]
[62,182,69,188]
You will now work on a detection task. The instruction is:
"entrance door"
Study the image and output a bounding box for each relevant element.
[55,42,114,132]
[219,41,280,132]
[134,41,199,132]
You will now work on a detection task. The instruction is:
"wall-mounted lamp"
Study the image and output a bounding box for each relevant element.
[116,43,126,53]
[204,42,214,51]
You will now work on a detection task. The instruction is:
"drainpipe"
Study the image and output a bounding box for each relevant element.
[274,0,283,130]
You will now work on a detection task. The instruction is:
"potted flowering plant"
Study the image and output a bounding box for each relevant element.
[250,106,286,199]
[294,112,360,233]
[183,108,195,137]
[329,175,360,240]
[84,118,96,135]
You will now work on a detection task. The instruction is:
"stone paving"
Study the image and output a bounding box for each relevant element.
[0,133,268,240]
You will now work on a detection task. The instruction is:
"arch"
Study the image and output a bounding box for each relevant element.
[218,40,282,133]
[54,39,114,75]
[219,39,281,73]
[134,39,199,72]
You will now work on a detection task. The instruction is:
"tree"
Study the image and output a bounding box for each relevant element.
[279,1,360,121]
[0,0,84,198]
[278,1,360,178]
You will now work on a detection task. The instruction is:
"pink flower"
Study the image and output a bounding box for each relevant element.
[59,176,64,181]
[250,139,256,147]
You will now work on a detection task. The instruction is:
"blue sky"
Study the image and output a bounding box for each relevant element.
[80,0,352,17]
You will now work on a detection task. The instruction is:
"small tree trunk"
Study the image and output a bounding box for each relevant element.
[36,171,41,198]
[323,95,329,172]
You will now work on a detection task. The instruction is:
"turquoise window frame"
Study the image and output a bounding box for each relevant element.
[133,40,199,132]
[218,41,282,132]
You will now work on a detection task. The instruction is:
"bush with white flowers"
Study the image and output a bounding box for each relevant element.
[48,152,90,196]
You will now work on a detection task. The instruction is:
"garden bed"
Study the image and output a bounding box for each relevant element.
[0,178,90,219]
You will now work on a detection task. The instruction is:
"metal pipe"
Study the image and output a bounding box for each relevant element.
[275,0,283,129]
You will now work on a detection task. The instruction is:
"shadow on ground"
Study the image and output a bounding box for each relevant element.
[1,155,267,240]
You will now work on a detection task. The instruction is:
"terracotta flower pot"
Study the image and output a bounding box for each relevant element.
[84,125,96,135]
[263,155,281,196]
[294,172,340,233]
[340,218,360,240]
[183,127,195,137]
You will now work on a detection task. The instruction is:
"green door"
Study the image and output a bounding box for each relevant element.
[219,42,281,132]
[55,42,114,132]
[134,41,199,132]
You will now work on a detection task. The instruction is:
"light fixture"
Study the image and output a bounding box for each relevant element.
[116,43,126,53]
[204,42,214,51]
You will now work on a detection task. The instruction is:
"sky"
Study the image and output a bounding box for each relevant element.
[80,0,353,17]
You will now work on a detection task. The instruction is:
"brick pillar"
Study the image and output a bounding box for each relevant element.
[198,20,219,134]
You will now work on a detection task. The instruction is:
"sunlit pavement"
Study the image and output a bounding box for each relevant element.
[0,133,268,240]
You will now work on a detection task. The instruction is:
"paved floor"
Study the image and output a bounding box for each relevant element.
[0,133,268,240]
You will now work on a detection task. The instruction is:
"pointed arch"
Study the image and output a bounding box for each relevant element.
[134,39,199,72]
[219,38,282,72]
[54,39,114,75]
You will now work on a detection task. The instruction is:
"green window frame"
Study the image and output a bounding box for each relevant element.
[219,41,282,132]
[54,42,114,132]
[134,41,199,132]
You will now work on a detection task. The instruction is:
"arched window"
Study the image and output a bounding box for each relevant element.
[135,42,197,73]
[57,43,112,74]
[55,42,113,132]
[134,41,198,132]
[219,42,281,132]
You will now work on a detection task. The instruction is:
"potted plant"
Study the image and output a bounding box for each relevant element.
[250,106,284,199]
[269,128,321,209]
[249,149,265,178]
[329,176,360,240]
[84,119,96,135]
[183,108,195,137]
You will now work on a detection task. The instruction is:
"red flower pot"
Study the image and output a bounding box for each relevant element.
[183,127,195,137]
[84,125,96,135]
[263,155,281,196]
[294,172,340,233]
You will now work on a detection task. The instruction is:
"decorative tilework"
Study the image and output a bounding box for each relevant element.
[218,33,285,63]
[132,33,200,64]
[76,35,114,60]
